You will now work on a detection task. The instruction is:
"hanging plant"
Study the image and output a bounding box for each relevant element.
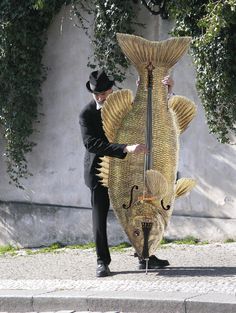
[72,0,141,82]
[166,0,236,143]
[0,0,68,188]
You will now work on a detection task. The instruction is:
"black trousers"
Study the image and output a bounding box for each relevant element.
[90,184,111,265]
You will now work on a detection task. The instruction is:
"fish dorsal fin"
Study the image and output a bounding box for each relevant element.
[175,178,196,198]
[168,95,197,134]
[97,89,133,187]
[117,33,191,68]
[101,89,133,141]
[146,170,168,199]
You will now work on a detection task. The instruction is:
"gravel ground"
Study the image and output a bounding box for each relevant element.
[0,242,235,294]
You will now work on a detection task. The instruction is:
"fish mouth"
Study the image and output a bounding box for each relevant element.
[129,207,165,258]
[141,221,153,259]
[132,215,155,259]
[126,200,166,258]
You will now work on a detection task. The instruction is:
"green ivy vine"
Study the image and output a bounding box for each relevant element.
[166,0,236,143]
[72,0,140,82]
[0,0,68,188]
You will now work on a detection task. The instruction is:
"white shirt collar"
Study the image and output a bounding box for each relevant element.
[96,101,103,110]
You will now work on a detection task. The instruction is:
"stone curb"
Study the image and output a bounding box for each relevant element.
[0,290,235,313]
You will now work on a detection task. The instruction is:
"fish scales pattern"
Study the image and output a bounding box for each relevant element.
[98,33,197,258]
[109,89,147,226]
[152,68,179,215]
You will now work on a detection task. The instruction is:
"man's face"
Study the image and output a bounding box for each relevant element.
[93,88,113,105]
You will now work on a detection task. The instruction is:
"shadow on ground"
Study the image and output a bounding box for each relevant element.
[112,267,236,277]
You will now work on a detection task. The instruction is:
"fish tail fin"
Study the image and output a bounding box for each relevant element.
[175,178,196,198]
[169,95,197,133]
[116,33,191,69]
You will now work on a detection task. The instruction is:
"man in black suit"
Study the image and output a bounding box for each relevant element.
[79,69,172,277]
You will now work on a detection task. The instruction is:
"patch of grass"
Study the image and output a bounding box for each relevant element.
[173,236,200,245]
[0,245,18,256]
[25,242,96,255]
[110,242,131,252]
[36,242,64,253]
[67,242,96,250]
[224,238,235,243]
[25,249,34,255]
[160,236,209,245]
[197,240,209,245]
[160,238,173,245]
[25,241,130,255]
[25,242,64,255]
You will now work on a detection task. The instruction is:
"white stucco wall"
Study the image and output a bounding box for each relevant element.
[0,4,235,238]
[0,5,92,207]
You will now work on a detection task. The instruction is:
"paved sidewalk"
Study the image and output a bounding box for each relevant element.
[0,242,235,312]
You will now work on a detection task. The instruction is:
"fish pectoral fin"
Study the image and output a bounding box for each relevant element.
[168,95,197,134]
[96,156,110,187]
[175,178,196,198]
[145,170,168,199]
[102,89,133,142]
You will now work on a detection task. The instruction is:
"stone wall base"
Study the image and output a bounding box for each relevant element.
[0,201,235,248]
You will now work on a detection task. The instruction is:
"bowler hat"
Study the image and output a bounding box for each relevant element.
[86,69,114,93]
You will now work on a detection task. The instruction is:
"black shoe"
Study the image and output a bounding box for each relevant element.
[138,255,170,270]
[96,263,111,277]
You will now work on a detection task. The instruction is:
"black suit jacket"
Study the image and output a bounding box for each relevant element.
[79,100,127,189]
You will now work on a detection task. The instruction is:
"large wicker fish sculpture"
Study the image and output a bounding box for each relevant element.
[97,33,197,259]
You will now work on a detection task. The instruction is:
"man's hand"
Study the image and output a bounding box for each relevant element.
[124,144,148,154]
[162,75,174,94]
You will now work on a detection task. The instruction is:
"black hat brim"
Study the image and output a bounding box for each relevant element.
[86,80,114,93]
